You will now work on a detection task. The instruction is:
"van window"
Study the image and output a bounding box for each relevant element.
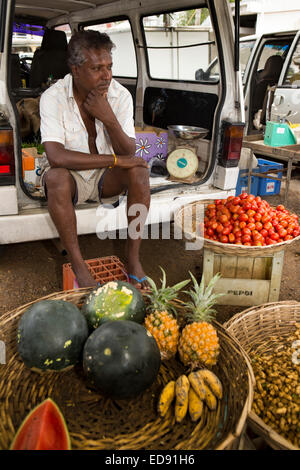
[142,7,218,82]
[283,39,300,86]
[240,39,255,78]
[83,20,137,78]
[256,40,291,71]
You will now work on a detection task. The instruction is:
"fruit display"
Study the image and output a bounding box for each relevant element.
[178,272,223,368]
[203,194,300,246]
[17,300,89,372]
[10,398,71,450]
[251,324,300,448]
[81,280,146,330]
[157,370,223,422]
[144,267,190,360]
[82,320,161,399]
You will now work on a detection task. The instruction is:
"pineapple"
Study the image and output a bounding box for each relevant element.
[178,272,223,369]
[144,267,190,360]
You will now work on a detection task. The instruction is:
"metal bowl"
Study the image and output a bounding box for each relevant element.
[168,125,209,140]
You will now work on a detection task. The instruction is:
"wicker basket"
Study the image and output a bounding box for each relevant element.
[174,200,300,256]
[0,289,254,450]
[224,301,300,450]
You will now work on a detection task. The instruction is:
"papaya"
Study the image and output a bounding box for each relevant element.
[10,398,71,450]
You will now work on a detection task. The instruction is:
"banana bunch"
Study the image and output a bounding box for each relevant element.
[157,369,223,423]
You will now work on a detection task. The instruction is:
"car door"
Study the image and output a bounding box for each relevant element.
[271,31,300,123]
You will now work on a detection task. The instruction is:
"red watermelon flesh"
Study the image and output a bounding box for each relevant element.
[10,398,71,450]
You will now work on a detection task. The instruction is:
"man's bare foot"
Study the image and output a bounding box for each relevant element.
[127,260,149,289]
[72,262,97,288]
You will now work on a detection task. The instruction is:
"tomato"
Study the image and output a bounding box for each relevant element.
[278,228,287,238]
[246,194,256,202]
[246,209,256,218]
[216,223,224,233]
[243,202,252,211]
[255,221,263,231]
[270,232,279,241]
[247,222,256,231]
[261,214,271,224]
[284,235,293,241]
[220,235,229,243]
[293,229,300,237]
[233,229,242,238]
[227,196,235,202]
[243,242,252,246]
[242,234,251,243]
[255,196,262,203]
[280,219,289,228]
[263,221,273,231]
[207,228,214,236]
[219,214,229,224]
[232,213,239,221]
[253,241,263,246]
[222,227,231,236]
[232,197,241,205]
[228,233,235,243]
[276,204,285,211]
[239,192,248,199]
[215,199,222,205]
[242,227,252,236]
[239,221,247,229]
[254,213,262,222]
[207,203,216,210]
[239,213,248,222]
[260,229,268,238]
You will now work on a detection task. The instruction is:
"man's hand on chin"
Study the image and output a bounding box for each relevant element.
[83,86,112,121]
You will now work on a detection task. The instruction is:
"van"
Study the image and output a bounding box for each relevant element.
[0,0,244,246]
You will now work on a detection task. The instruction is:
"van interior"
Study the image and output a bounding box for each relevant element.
[8,1,226,205]
[247,35,295,134]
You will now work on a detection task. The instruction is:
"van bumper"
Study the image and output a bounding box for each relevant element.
[0,187,234,245]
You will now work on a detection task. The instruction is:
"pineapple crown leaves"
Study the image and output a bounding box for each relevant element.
[183,271,224,324]
[145,266,190,316]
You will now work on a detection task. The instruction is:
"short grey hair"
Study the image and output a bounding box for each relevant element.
[67,30,115,67]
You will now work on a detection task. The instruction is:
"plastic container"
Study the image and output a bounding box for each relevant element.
[257,158,283,196]
[235,168,259,196]
[63,255,128,290]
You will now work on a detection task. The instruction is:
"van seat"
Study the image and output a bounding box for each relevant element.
[29,29,69,88]
[251,55,284,117]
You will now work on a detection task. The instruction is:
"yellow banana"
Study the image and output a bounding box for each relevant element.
[188,370,206,400]
[157,380,176,417]
[188,387,204,422]
[203,384,217,411]
[199,369,223,400]
[175,375,190,423]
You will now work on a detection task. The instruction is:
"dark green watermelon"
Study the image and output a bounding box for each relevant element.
[17,299,89,372]
[82,320,161,399]
[81,280,146,330]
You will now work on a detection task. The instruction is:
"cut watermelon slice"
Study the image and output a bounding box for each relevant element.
[10,398,71,450]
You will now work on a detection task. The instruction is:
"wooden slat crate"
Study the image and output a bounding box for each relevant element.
[203,248,285,306]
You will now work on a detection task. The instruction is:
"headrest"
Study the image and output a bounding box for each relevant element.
[260,55,283,80]
[41,29,68,51]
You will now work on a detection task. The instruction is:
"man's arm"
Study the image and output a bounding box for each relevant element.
[83,88,136,157]
[43,141,148,170]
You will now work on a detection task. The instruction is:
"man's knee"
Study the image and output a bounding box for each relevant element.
[127,165,150,187]
[44,168,75,196]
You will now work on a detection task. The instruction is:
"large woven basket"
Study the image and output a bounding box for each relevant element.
[174,200,300,256]
[0,288,254,450]
[224,301,300,450]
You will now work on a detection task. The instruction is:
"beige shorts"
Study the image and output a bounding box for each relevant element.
[42,167,126,206]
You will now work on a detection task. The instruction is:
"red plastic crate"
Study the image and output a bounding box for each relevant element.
[63,255,128,290]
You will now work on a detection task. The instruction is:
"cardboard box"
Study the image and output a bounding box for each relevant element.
[135,126,168,162]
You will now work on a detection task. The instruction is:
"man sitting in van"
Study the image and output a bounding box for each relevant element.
[39,30,150,288]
